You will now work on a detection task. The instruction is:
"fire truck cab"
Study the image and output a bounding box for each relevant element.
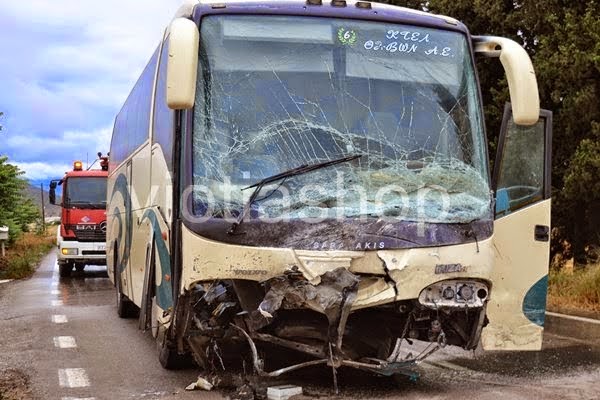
[50,155,108,277]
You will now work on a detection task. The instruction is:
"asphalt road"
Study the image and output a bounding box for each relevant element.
[1,252,599,400]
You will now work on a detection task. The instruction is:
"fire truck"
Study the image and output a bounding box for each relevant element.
[50,153,109,277]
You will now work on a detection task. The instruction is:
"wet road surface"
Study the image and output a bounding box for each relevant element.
[1,252,599,399]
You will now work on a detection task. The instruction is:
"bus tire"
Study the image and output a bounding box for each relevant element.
[157,332,191,370]
[116,267,138,318]
[59,262,72,278]
[154,297,192,370]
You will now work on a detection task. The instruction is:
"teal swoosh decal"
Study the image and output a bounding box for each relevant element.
[112,206,122,266]
[141,209,173,310]
[523,275,548,326]
[110,174,132,273]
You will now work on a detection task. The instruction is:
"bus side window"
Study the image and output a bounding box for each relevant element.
[493,104,552,217]
[153,39,175,173]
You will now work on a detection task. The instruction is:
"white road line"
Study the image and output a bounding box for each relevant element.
[54,336,77,349]
[52,314,68,324]
[543,331,597,345]
[62,398,95,400]
[51,289,60,295]
[51,300,63,307]
[0,279,12,284]
[546,311,600,325]
[58,368,90,388]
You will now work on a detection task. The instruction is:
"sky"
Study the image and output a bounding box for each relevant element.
[0,0,182,183]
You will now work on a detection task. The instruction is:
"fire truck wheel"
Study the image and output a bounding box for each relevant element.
[59,262,72,278]
[116,270,139,318]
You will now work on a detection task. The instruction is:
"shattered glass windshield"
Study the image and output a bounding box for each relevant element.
[191,15,490,225]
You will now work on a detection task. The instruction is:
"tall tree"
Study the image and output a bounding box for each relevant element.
[386,0,600,261]
[0,156,40,243]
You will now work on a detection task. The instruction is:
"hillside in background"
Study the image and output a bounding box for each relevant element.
[25,184,61,218]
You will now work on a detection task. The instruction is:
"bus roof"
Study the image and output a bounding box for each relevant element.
[176,1,464,32]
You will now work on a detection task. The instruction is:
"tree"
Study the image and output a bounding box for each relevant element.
[386,0,600,262]
[0,156,40,243]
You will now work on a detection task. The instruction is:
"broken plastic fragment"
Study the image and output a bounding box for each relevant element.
[258,304,274,319]
[185,376,214,391]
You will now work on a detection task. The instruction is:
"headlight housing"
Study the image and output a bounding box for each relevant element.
[419,280,489,308]
[61,248,78,255]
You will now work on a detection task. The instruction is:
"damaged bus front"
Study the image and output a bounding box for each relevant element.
[108,0,552,382]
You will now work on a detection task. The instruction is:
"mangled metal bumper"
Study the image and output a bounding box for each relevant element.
[227,267,448,382]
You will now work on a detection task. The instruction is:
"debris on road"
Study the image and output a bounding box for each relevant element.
[232,383,255,400]
[267,385,303,400]
[185,376,214,391]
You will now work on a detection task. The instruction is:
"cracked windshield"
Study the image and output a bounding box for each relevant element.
[192,15,490,224]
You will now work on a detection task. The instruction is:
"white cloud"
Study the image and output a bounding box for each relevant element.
[11,125,112,180]
[3,126,113,170]
[13,161,72,181]
[0,0,182,165]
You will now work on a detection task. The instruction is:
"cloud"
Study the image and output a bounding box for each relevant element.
[0,0,182,178]
[4,126,113,180]
[13,161,73,181]
[4,124,113,159]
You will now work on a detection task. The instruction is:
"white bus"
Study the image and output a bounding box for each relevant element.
[108,0,552,379]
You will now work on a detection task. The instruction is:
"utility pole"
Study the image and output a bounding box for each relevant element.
[40,183,46,233]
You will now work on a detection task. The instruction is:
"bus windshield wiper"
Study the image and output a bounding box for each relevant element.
[227,154,362,235]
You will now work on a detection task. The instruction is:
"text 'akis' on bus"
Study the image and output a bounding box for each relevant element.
[107,0,553,379]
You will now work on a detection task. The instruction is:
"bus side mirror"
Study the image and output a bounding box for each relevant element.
[49,181,57,205]
[473,36,540,126]
[166,18,199,110]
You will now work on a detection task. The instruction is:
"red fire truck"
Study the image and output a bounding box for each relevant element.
[50,153,108,277]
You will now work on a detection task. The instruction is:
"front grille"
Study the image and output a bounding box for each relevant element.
[74,229,106,242]
[82,250,106,256]
[66,223,107,243]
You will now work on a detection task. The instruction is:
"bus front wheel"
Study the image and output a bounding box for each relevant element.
[154,298,191,370]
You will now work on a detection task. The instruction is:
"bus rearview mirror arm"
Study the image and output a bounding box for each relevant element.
[472,36,540,126]
[166,18,199,110]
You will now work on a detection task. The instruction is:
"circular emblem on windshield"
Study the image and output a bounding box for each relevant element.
[99,221,107,233]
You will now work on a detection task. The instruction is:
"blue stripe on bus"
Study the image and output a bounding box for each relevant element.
[110,173,132,273]
[522,275,548,327]
[141,209,174,310]
[112,206,122,268]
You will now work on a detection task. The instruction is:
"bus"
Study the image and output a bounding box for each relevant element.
[108,0,552,379]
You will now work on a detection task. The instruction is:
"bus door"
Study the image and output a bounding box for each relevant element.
[482,104,553,351]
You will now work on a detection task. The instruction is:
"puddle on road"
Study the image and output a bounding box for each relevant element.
[55,266,113,307]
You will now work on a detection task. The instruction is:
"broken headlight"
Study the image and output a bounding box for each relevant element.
[418,280,489,308]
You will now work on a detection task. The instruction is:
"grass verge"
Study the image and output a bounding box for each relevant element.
[0,369,32,400]
[0,226,56,280]
[548,263,600,314]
